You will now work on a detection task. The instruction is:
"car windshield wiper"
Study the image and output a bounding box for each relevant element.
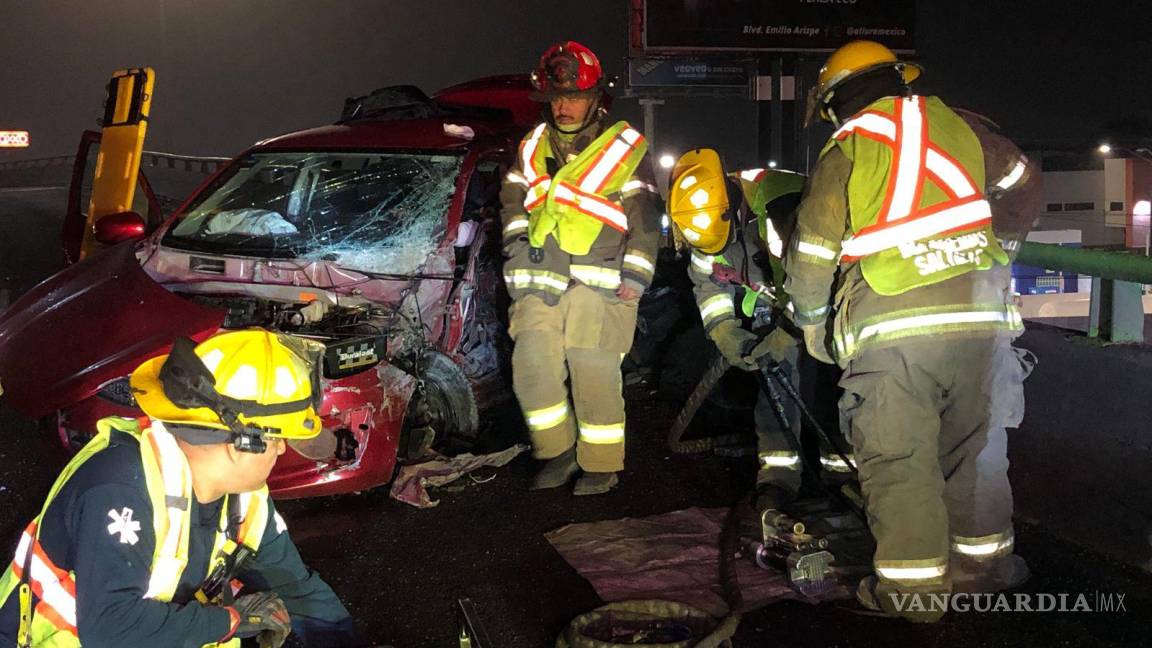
[163,235,301,258]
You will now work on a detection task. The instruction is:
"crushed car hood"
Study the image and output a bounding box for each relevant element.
[140,244,442,305]
[0,243,226,418]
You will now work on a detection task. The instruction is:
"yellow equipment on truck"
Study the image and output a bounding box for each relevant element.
[79,67,154,259]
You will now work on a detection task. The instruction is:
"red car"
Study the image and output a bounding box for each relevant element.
[0,77,537,498]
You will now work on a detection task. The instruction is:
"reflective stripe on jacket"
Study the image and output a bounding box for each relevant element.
[523,121,648,256]
[824,95,1008,296]
[499,119,661,304]
[688,170,805,331]
[0,418,269,648]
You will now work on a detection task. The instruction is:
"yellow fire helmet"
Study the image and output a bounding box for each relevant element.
[668,148,731,254]
[809,40,922,124]
[131,329,323,449]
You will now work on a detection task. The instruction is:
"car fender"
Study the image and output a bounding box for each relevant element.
[0,242,225,417]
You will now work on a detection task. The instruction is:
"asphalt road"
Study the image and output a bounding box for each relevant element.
[1,382,1149,648]
[0,185,68,297]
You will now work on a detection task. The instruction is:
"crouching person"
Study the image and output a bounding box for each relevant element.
[0,330,362,647]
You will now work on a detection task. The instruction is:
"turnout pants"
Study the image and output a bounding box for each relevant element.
[838,335,1022,619]
[509,285,639,473]
[753,344,855,492]
[752,345,803,492]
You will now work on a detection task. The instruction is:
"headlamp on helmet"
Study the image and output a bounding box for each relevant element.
[131,330,324,454]
[530,41,604,99]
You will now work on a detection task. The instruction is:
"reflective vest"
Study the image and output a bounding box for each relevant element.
[0,418,270,648]
[521,121,648,256]
[732,167,806,259]
[824,95,1008,296]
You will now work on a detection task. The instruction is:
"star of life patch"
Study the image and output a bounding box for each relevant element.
[107,507,141,545]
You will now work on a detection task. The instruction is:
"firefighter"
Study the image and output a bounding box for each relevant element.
[667,149,854,511]
[501,41,661,495]
[0,330,362,647]
[955,105,1041,594]
[785,40,1031,621]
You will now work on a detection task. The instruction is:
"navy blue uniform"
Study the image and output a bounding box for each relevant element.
[0,432,359,647]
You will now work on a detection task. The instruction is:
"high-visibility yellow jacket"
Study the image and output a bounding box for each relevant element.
[500,118,661,304]
[823,95,1008,295]
[784,96,1026,363]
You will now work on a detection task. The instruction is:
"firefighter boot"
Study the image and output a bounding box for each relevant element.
[856,575,949,623]
[951,554,1030,594]
[573,471,619,496]
[530,447,579,491]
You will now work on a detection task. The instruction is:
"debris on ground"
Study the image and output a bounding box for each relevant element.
[389,443,529,508]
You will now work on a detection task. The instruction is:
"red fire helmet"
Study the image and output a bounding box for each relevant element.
[530,41,604,99]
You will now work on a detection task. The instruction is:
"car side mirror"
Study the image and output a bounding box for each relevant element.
[93,211,147,245]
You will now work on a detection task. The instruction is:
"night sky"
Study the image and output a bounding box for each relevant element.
[1,1,1149,164]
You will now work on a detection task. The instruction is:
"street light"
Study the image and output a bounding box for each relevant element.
[1097,144,1152,257]
[659,154,676,169]
[1096,141,1152,162]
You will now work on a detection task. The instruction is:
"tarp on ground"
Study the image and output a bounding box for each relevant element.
[546,507,849,617]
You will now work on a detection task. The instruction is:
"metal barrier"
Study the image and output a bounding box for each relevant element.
[1017,241,1152,343]
[0,149,230,189]
[0,149,229,173]
[0,155,74,170]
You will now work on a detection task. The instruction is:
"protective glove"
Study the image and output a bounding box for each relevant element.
[709,320,759,371]
[616,278,645,301]
[502,236,528,260]
[802,324,836,365]
[229,591,292,648]
[742,327,797,366]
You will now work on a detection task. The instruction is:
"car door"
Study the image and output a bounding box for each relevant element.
[439,152,513,408]
[61,130,164,264]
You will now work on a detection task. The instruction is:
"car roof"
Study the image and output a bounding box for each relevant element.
[253,116,514,152]
[252,76,539,153]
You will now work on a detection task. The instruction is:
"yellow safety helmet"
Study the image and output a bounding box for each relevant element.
[808,40,922,125]
[668,149,731,254]
[131,329,323,451]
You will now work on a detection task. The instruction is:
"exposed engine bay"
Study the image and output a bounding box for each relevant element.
[171,290,493,468]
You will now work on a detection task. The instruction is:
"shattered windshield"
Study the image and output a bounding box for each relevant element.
[165,151,461,274]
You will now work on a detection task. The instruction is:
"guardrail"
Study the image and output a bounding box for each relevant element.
[0,149,232,204]
[0,150,230,174]
[1017,241,1151,342]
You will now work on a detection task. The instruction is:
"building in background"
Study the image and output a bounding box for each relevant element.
[1032,153,1152,250]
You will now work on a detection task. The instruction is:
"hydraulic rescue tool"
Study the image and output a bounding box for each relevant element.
[751,328,864,595]
[742,509,837,598]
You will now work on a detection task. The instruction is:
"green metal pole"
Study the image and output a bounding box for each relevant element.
[1016,241,1152,284]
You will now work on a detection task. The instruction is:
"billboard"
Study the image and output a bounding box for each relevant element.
[628,57,755,88]
[636,0,916,53]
